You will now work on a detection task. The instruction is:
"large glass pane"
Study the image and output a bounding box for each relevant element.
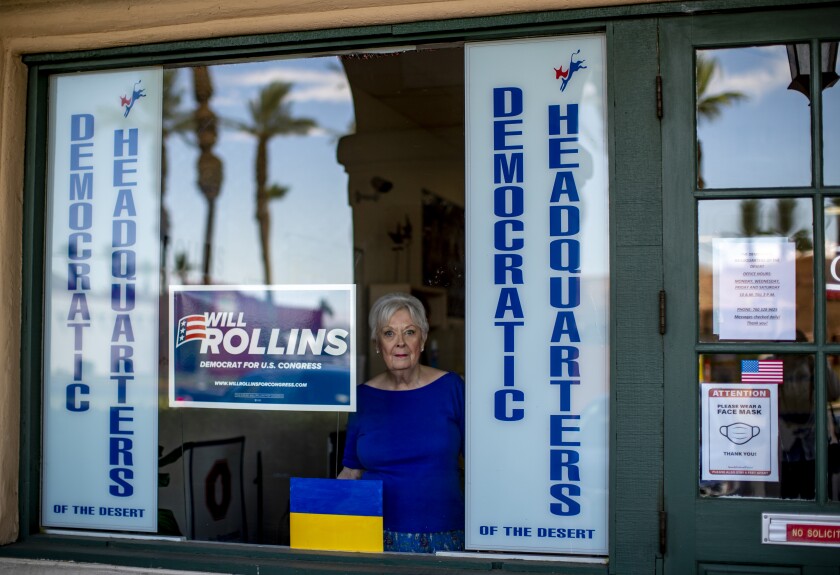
[823,41,840,186]
[157,48,467,545]
[696,46,811,189]
[824,197,840,340]
[162,56,356,543]
[43,45,468,547]
[700,353,816,500]
[165,47,468,545]
[698,198,813,342]
[828,354,840,501]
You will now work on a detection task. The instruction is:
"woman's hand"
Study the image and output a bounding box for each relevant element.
[337,466,363,480]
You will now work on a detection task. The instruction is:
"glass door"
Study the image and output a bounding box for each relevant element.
[662,7,840,573]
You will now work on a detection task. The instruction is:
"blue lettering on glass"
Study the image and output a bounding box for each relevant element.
[495,388,525,421]
[549,205,580,237]
[110,437,134,466]
[495,288,524,319]
[549,239,581,273]
[550,449,581,481]
[67,264,91,291]
[109,468,134,497]
[550,276,581,309]
[550,171,580,203]
[109,406,134,435]
[65,114,94,413]
[494,87,523,118]
[494,220,524,251]
[492,87,527,422]
[494,254,523,284]
[111,284,136,312]
[547,102,583,516]
[494,155,523,184]
[494,185,524,216]
[69,172,93,201]
[68,232,92,260]
[65,383,90,412]
[108,126,141,497]
[112,220,136,248]
[549,483,581,516]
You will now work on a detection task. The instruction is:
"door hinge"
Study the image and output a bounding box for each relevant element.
[659,509,667,555]
[659,290,666,335]
[656,75,663,119]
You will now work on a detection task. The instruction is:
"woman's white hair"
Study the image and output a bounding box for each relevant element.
[369,292,429,342]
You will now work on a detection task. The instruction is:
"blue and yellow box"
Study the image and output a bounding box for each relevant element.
[289,477,383,552]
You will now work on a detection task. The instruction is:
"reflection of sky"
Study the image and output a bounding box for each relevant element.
[697,45,812,189]
[165,56,355,286]
[697,198,813,265]
[824,41,840,186]
[697,43,840,262]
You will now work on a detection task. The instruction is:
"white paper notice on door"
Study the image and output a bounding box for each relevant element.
[701,383,779,481]
[713,237,796,341]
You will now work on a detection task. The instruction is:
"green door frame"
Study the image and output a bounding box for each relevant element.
[662,5,840,574]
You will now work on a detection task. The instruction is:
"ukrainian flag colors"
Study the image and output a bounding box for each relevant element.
[290,477,383,552]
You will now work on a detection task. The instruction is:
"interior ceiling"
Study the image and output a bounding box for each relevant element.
[341,46,465,135]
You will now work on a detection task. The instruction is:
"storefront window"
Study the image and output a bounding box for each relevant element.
[696,45,811,190]
[43,47,468,546]
[39,32,611,556]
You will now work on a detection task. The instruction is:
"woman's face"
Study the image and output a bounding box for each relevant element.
[377,308,425,373]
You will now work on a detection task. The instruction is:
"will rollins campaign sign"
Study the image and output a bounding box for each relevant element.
[169,285,356,411]
[42,68,162,532]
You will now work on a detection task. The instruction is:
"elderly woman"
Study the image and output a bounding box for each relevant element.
[338,292,465,553]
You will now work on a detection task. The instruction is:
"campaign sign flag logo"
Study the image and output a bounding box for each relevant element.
[169,285,356,411]
[290,477,383,553]
[741,359,784,384]
[177,314,207,347]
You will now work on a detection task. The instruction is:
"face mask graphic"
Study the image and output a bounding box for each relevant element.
[719,422,760,445]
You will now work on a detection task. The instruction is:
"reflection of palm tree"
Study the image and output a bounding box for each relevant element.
[161,70,192,287]
[192,66,224,284]
[174,251,193,285]
[696,53,747,188]
[739,198,813,252]
[235,82,315,285]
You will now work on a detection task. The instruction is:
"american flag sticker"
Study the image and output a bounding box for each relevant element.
[176,314,207,348]
[740,359,783,384]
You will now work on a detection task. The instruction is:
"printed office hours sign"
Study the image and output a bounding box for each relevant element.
[465,34,610,555]
[169,285,355,411]
[713,237,796,341]
[42,68,162,531]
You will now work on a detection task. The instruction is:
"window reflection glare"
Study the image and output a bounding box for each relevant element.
[696,46,811,189]
[823,41,840,186]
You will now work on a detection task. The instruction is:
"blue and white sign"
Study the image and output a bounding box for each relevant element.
[465,35,610,554]
[169,285,355,411]
[42,68,162,531]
